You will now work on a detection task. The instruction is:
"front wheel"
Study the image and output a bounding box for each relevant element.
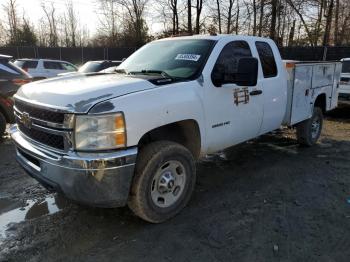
[296,107,323,147]
[128,141,196,223]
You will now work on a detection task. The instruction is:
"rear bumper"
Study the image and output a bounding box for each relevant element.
[10,125,137,207]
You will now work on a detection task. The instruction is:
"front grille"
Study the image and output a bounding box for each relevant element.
[18,122,65,150]
[15,100,65,123]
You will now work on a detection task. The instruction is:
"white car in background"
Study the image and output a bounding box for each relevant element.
[339,58,350,102]
[14,59,77,80]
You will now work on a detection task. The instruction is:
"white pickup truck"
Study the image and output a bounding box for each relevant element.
[10,35,341,223]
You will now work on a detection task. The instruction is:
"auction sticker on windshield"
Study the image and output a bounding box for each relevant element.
[175,54,201,61]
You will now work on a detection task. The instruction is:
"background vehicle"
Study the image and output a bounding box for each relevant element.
[10,35,341,223]
[58,60,122,76]
[0,54,31,138]
[14,59,77,80]
[339,58,350,102]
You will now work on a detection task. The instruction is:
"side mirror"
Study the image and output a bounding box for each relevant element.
[235,57,258,86]
[211,64,225,87]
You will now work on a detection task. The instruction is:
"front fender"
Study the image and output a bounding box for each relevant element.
[89,81,206,152]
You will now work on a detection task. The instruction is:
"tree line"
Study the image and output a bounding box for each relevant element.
[0,0,349,48]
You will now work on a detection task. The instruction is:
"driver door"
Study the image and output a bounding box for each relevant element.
[203,40,264,153]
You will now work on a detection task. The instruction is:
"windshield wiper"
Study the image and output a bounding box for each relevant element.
[128,70,173,79]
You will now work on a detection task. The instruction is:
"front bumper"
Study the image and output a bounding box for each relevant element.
[10,125,137,207]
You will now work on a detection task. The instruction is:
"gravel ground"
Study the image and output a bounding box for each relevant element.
[0,105,349,262]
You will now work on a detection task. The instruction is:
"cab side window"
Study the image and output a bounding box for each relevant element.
[212,41,252,85]
[255,42,278,78]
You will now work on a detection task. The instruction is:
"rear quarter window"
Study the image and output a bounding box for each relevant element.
[44,61,63,70]
[255,42,278,78]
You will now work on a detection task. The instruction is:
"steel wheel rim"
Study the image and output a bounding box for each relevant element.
[151,160,187,208]
[311,116,321,139]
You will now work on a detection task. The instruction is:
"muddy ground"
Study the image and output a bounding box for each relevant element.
[0,105,350,262]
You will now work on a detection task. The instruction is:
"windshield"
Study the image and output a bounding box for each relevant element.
[78,62,101,73]
[119,39,215,79]
[342,61,350,73]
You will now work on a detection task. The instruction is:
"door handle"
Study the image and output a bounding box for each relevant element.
[250,90,263,96]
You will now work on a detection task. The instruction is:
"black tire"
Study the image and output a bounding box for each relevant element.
[296,107,323,147]
[128,141,196,223]
[0,112,6,139]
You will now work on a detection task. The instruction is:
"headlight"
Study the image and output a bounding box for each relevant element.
[75,113,126,151]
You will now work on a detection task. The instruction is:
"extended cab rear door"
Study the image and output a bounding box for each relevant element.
[255,41,287,134]
[202,38,264,153]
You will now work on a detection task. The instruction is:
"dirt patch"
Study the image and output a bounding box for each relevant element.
[0,106,350,262]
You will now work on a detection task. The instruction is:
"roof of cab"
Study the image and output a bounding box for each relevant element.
[158,34,273,42]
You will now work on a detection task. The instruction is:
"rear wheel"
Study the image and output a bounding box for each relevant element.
[128,141,196,223]
[0,112,6,139]
[296,107,323,147]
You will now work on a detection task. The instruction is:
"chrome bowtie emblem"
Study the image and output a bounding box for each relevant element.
[21,112,32,129]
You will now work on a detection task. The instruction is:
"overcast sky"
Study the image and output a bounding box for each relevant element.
[2,0,162,35]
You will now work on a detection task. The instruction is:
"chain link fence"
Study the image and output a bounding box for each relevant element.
[0,46,137,65]
[279,46,350,61]
[1,46,350,65]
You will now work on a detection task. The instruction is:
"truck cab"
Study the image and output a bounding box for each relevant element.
[10,35,340,223]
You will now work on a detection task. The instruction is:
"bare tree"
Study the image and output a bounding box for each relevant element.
[322,0,334,46]
[2,0,20,45]
[194,0,203,34]
[235,0,239,34]
[258,0,264,36]
[117,0,149,46]
[169,0,179,34]
[187,0,192,34]
[269,0,277,41]
[41,2,59,47]
[252,0,257,35]
[286,0,314,46]
[216,0,222,34]
[97,0,119,46]
[226,0,235,34]
[334,0,340,45]
[66,0,78,47]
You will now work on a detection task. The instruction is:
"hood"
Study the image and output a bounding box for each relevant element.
[15,73,156,113]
